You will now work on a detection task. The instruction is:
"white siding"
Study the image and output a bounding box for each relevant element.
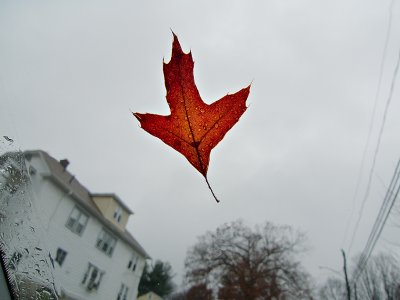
[26,155,146,300]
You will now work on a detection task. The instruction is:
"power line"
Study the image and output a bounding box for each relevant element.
[343,0,396,251]
[360,160,400,266]
[348,22,400,252]
[348,0,400,283]
[353,178,400,282]
[352,158,400,282]
[352,163,400,281]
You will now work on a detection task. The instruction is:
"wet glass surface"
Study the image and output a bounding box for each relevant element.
[0,141,58,299]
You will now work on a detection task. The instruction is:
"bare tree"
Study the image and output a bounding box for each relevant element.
[318,277,346,300]
[354,253,400,300]
[319,253,400,300]
[185,283,213,300]
[184,220,314,300]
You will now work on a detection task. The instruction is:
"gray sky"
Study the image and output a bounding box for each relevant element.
[1,0,400,288]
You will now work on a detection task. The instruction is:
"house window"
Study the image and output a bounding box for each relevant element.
[116,283,129,300]
[82,263,104,291]
[66,206,89,235]
[127,254,137,272]
[55,248,67,266]
[113,206,122,223]
[96,229,117,256]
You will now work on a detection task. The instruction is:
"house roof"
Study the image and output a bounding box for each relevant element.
[24,150,150,259]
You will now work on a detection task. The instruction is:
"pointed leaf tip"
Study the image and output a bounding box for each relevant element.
[133,112,142,121]
[172,33,183,55]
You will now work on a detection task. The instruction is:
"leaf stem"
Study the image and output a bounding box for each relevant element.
[205,176,220,203]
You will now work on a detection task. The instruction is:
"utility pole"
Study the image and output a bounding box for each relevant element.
[341,249,351,300]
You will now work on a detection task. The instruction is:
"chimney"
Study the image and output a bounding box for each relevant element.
[59,159,69,170]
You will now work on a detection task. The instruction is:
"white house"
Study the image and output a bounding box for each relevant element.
[16,150,150,300]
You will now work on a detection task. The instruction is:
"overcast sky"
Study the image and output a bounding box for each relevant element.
[1,0,400,288]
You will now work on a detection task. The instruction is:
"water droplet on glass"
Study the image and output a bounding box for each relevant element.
[3,136,14,143]
[215,123,219,128]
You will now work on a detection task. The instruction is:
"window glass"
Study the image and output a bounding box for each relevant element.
[117,283,129,300]
[55,248,67,266]
[127,254,137,272]
[82,263,104,291]
[66,207,89,235]
[96,229,117,256]
[76,213,88,234]
[113,206,122,223]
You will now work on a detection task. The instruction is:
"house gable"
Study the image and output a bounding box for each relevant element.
[91,194,132,231]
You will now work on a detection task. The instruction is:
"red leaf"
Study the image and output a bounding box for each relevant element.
[134,34,250,202]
